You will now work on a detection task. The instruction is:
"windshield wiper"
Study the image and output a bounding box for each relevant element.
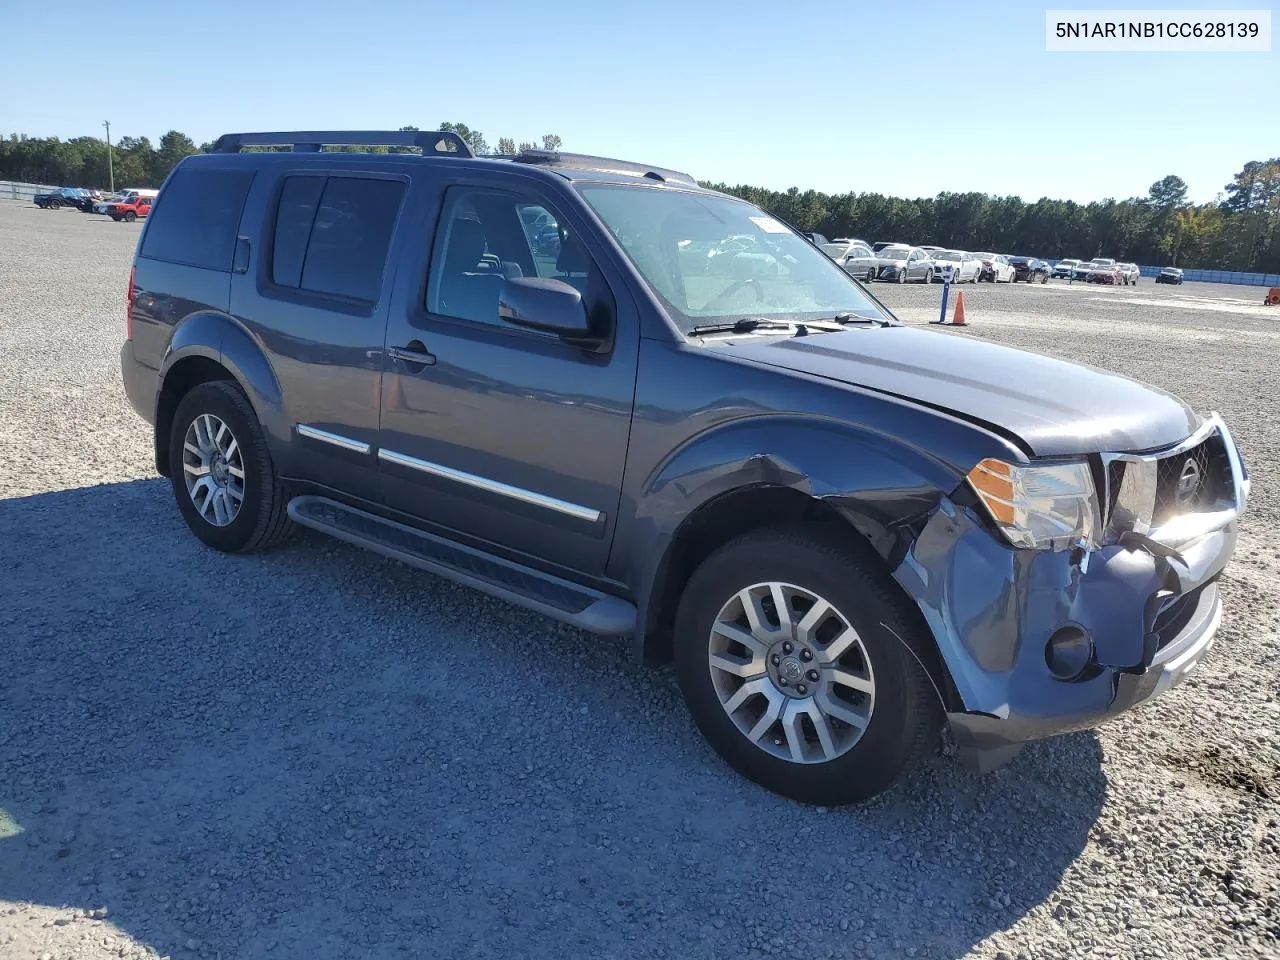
[687,318,800,336]
[821,312,895,328]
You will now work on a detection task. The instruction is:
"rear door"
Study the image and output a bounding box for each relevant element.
[229,164,410,499]
[376,172,639,575]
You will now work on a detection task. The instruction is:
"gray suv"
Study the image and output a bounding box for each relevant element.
[120,131,1250,805]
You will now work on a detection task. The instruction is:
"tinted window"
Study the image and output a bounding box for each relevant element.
[271,176,324,288]
[141,168,254,271]
[270,175,404,302]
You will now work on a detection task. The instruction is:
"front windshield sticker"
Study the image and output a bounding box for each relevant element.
[749,215,789,234]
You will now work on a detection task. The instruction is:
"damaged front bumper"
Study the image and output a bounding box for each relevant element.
[893,415,1248,771]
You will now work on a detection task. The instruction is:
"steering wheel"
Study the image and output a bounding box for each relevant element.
[703,277,764,310]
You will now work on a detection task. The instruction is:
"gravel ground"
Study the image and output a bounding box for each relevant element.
[1,201,1278,960]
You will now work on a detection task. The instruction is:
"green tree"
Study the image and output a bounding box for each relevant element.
[496,137,516,156]
[541,134,563,152]
[1148,175,1188,208]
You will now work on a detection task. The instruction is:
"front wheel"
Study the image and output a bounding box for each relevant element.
[896,269,906,284]
[674,525,940,806]
[48,199,60,209]
[124,210,137,222]
[168,381,296,553]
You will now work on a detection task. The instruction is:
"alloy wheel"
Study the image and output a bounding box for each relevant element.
[707,581,876,764]
[181,413,245,527]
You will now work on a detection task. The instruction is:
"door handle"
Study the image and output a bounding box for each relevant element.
[388,341,436,367]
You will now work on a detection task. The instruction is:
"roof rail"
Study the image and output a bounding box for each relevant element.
[511,149,696,185]
[209,130,475,157]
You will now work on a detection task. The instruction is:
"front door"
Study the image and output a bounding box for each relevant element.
[377,178,639,575]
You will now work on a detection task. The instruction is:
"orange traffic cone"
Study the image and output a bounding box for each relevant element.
[951,291,968,326]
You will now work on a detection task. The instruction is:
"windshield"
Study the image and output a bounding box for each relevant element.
[933,251,963,261]
[879,248,909,260]
[579,185,892,330]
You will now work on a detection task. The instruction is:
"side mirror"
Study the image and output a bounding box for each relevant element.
[498,277,592,338]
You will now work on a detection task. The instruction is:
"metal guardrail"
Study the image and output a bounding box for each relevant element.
[0,180,59,202]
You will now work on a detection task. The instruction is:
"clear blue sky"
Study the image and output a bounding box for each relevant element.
[2,0,1275,203]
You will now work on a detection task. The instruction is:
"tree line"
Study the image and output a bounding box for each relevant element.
[3,125,1276,272]
[706,164,1280,273]
[0,123,561,191]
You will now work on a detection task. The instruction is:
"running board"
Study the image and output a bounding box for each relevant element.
[287,496,636,636]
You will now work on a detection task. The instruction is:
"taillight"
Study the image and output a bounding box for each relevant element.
[126,266,135,340]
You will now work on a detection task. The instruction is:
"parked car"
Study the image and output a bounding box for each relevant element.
[93,188,158,215]
[104,194,155,222]
[1051,258,1081,279]
[1155,266,1185,285]
[1117,263,1141,285]
[872,241,909,253]
[1085,264,1126,285]
[974,252,1016,283]
[917,245,945,254]
[801,232,829,246]
[874,246,936,283]
[824,241,878,283]
[32,187,89,210]
[121,130,1250,807]
[929,250,982,283]
[1009,256,1051,283]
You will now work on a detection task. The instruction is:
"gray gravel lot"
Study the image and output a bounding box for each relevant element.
[2,201,1278,960]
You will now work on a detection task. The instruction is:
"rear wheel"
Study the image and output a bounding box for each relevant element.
[674,525,940,805]
[48,198,60,209]
[168,381,296,553]
[865,266,876,283]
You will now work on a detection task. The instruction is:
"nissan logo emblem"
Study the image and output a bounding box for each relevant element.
[1175,458,1202,506]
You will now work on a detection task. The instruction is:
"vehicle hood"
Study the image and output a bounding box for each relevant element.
[712,327,1199,457]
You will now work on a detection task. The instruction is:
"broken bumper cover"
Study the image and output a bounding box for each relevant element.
[893,415,1245,768]
[946,573,1223,757]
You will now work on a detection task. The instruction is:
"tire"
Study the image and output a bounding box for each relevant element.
[923,269,934,285]
[866,267,876,283]
[48,199,60,209]
[124,211,137,222]
[1039,272,1048,284]
[168,381,296,553]
[896,268,906,284]
[673,524,940,806]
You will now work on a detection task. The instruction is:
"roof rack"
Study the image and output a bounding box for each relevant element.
[511,149,696,185]
[209,130,475,157]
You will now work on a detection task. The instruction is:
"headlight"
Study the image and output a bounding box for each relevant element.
[967,458,1101,550]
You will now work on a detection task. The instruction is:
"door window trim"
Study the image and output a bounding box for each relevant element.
[256,169,411,315]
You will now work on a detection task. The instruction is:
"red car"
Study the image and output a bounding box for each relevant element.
[1084,265,1125,285]
[105,195,154,222]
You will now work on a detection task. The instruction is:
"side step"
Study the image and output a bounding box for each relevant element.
[287,496,637,636]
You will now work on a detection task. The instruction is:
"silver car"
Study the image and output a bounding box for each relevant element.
[822,240,878,282]
[874,246,936,283]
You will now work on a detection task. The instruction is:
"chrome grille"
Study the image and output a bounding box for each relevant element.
[1102,418,1244,544]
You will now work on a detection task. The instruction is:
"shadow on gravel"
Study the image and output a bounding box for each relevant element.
[1,479,1108,960]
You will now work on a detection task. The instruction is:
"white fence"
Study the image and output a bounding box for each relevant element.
[0,180,60,202]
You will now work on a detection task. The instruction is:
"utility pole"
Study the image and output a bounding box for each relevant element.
[102,120,114,192]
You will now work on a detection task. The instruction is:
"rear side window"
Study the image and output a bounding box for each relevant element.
[140,168,254,271]
[270,175,405,303]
